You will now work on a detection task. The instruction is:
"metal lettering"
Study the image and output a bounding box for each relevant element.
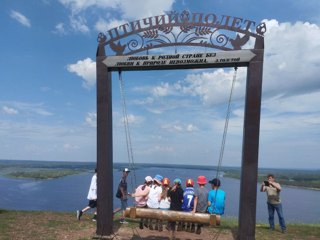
[143,17,154,27]
[231,17,243,29]
[204,13,217,24]
[191,13,204,24]
[130,20,142,32]
[168,12,179,24]
[218,15,231,27]
[243,19,256,31]
[118,23,130,34]
[107,27,120,40]
[155,15,167,25]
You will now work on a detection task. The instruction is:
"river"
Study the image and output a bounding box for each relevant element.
[0,165,319,223]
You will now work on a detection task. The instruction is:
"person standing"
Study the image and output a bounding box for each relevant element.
[207,178,225,221]
[192,175,209,234]
[76,169,97,221]
[117,168,130,224]
[260,174,286,233]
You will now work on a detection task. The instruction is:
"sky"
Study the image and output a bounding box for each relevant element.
[0,0,320,169]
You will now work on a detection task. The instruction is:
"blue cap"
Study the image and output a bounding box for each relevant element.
[154,174,163,183]
[173,178,182,184]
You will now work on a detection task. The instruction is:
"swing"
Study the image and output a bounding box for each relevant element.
[118,67,238,226]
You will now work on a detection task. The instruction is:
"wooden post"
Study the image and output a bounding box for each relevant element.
[96,43,113,237]
[238,48,264,240]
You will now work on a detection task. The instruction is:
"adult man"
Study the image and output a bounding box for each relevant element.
[117,168,130,224]
[260,174,286,233]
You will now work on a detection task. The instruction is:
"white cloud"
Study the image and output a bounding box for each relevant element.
[161,122,198,133]
[95,18,126,33]
[10,10,31,27]
[59,0,119,13]
[59,0,174,34]
[69,14,89,33]
[1,102,52,116]
[53,22,66,34]
[85,112,96,128]
[121,114,144,125]
[67,58,96,89]
[63,143,80,150]
[118,0,175,20]
[262,19,320,97]
[2,106,18,115]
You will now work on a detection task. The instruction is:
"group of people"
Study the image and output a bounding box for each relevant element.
[76,168,286,235]
[120,170,226,235]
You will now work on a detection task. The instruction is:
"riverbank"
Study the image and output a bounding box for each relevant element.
[0,209,319,240]
[1,160,319,190]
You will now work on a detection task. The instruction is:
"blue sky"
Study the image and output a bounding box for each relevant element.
[1,0,320,169]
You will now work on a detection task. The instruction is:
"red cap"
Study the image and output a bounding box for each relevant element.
[197,176,207,184]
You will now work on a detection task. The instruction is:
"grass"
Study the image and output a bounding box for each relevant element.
[6,169,81,180]
[0,209,319,240]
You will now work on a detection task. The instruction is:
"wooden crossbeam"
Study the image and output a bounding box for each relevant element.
[124,207,220,226]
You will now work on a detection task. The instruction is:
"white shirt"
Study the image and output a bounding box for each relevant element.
[87,173,97,200]
[147,185,162,209]
[159,197,170,209]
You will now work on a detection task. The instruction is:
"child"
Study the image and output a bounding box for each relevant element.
[159,177,171,231]
[181,178,195,232]
[130,176,153,229]
[168,178,184,238]
[193,175,209,234]
[146,174,163,230]
[208,178,225,226]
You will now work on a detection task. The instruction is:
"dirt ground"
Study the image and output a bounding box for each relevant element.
[112,224,235,240]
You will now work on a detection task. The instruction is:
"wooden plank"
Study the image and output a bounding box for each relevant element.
[124,207,219,226]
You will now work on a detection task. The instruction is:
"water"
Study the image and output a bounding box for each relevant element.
[1,165,319,223]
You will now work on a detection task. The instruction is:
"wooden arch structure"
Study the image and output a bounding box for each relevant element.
[96,10,265,240]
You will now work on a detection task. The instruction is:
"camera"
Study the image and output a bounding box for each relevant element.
[264,181,269,186]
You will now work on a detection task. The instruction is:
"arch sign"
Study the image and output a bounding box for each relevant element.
[96,10,265,240]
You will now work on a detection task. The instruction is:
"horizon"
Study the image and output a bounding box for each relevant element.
[1,159,319,171]
[1,1,320,169]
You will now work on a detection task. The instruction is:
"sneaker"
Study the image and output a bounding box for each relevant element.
[76,210,82,220]
[92,215,97,222]
[120,220,129,224]
[281,229,286,234]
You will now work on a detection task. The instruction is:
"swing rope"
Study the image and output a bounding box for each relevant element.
[215,67,238,179]
[211,67,238,215]
[118,70,137,190]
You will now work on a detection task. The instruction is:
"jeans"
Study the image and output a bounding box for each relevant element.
[267,202,286,230]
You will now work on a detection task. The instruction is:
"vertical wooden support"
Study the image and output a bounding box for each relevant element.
[96,44,113,236]
[238,48,264,240]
